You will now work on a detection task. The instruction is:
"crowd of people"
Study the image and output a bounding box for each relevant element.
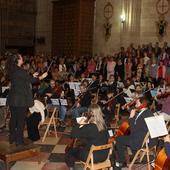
[0,41,170,169]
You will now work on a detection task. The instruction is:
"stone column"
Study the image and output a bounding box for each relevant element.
[120,0,142,47]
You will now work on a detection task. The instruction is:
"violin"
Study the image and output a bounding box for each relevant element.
[108,120,130,143]
[154,148,170,170]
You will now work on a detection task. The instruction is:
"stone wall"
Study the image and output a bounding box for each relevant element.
[93,0,170,55]
[35,0,52,55]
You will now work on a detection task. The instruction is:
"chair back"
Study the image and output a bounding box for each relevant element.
[84,143,113,170]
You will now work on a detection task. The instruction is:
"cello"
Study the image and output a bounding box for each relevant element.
[154,148,170,170]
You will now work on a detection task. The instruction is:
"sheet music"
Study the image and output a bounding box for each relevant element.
[0,98,7,106]
[69,82,81,96]
[2,86,9,93]
[51,98,68,106]
[124,97,133,103]
[145,115,168,139]
[60,99,68,106]
[50,98,60,106]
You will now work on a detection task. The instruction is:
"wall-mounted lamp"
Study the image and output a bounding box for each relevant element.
[120,14,125,23]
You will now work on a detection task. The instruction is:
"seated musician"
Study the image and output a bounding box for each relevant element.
[155,84,170,121]
[65,104,109,170]
[88,73,99,93]
[44,79,67,125]
[102,90,116,127]
[71,83,91,118]
[27,99,47,141]
[114,96,157,169]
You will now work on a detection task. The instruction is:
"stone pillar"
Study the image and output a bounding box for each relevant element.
[120,0,142,47]
[35,0,52,55]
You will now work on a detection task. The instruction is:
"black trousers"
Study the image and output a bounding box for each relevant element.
[115,136,136,164]
[9,106,27,144]
[26,112,41,141]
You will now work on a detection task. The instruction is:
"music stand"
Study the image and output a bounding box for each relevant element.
[0,98,7,106]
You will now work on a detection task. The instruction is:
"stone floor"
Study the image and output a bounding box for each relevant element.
[0,124,153,170]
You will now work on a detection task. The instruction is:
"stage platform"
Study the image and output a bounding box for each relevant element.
[0,141,40,170]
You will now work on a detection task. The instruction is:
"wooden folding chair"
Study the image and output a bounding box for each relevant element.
[129,132,156,170]
[39,107,58,142]
[80,143,113,170]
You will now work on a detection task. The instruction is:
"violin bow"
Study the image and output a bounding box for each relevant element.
[47,60,54,72]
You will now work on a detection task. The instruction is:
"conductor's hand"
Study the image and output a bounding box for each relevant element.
[39,72,48,80]
[33,72,39,78]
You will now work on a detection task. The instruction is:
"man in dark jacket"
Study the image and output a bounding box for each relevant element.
[71,83,91,118]
[114,97,157,169]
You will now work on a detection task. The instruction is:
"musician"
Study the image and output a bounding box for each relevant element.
[44,79,67,125]
[71,83,91,118]
[107,74,117,93]
[6,53,47,146]
[102,90,116,127]
[123,78,135,98]
[114,96,157,169]
[88,73,99,93]
[155,84,170,121]
[27,100,46,141]
[44,79,62,100]
[65,104,109,169]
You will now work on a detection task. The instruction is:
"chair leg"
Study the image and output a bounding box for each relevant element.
[139,151,145,162]
[128,149,141,170]
[146,150,151,170]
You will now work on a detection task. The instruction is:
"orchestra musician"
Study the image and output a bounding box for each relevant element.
[71,83,91,118]
[43,79,67,126]
[154,84,170,121]
[65,104,109,170]
[114,96,157,169]
[6,53,48,146]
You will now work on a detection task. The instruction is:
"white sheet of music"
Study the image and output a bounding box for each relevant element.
[69,82,81,96]
[145,115,168,139]
[0,98,7,106]
[124,97,133,103]
[60,99,68,106]
[2,86,9,93]
[50,98,60,106]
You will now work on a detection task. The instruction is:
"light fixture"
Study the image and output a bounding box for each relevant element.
[120,14,125,23]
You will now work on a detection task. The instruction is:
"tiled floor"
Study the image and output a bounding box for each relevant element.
[0,126,151,170]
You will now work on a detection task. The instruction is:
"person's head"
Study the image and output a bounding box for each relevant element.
[109,74,115,82]
[13,54,23,67]
[135,96,148,110]
[88,104,106,131]
[79,83,87,93]
[135,85,142,94]
[91,74,97,81]
[49,79,56,89]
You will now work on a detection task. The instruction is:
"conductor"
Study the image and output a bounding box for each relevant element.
[6,53,48,146]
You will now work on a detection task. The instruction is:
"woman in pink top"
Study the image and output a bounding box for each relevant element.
[87,58,96,74]
[106,56,116,80]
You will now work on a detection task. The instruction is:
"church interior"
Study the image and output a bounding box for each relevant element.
[0,0,170,170]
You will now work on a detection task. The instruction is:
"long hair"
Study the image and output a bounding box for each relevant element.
[6,53,20,77]
[88,104,106,132]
